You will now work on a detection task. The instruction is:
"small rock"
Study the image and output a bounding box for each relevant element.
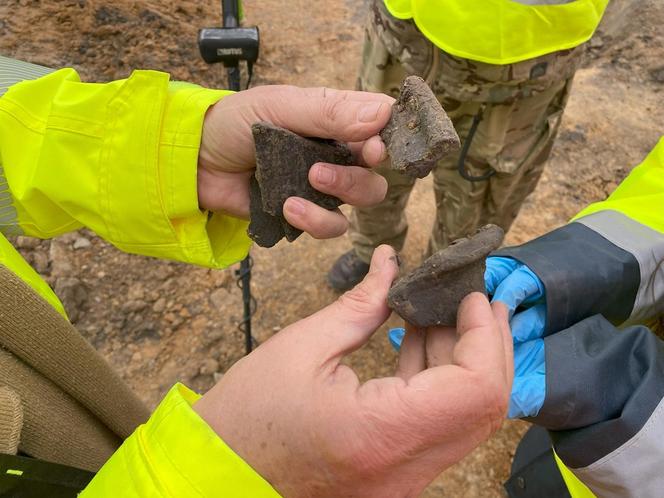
[54,277,88,323]
[32,251,49,274]
[650,66,664,84]
[73,237,91,249]
[122,299,147,312]
[204,327,225,343]
[152,297,167,313]
[589,36,604,49]
[212,270,232,288]
[49,240,73,277]
[190,316,208,333]
[200,359,219,376]
[57,233,78,244]
[127,283,145,301]
[213,372,224,383]
[153,264,174,281]
[209,288,230,309]
[131,352,143,362]
[15,236,40,249]
[133,322,160,341]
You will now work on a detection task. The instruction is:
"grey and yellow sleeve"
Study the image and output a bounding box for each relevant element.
[493,210,664,333]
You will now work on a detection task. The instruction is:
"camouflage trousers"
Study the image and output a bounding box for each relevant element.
[350,0,586,263]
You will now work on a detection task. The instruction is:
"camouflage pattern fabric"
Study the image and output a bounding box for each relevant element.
[350,0,586,262]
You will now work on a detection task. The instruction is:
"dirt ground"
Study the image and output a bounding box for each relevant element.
[2,0,664,496]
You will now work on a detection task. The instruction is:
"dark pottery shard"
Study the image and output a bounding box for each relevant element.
[247,175,285,248]
[380,76,460,179]
[247,122,354,247]
[388,224,504,328]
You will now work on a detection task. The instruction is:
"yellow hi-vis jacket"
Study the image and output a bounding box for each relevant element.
[0,60,280,497]
[383,0,609,65]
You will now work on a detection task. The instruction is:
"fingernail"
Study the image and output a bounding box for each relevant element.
[378,141,388,162]
[316,164,335,185]
[358,102,384,123]
[285,198,305,216]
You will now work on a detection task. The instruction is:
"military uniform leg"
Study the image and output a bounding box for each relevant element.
[349,0,430,263]
[430,66,577,254]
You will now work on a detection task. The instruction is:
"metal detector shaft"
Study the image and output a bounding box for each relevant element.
[222,0,254,355]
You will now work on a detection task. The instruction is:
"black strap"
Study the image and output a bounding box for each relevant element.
[456,105,497,182]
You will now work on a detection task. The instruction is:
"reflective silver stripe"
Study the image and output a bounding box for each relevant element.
[0,164,20,236]
[576,210,664,325]
[0,56,50,235]
[572,397,664,498]
[0,55,53,97]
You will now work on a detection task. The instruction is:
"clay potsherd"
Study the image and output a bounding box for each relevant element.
[248,122,354,247]
[388,224,504,328]
[380,76,460,179]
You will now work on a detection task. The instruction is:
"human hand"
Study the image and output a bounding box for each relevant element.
[197,86,394,239]
[484,256,547,418]
[194,246,513,498]
[484,256,545,316]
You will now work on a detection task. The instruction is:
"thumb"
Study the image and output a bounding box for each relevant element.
[259,86,394,143]
[302,245,399,362]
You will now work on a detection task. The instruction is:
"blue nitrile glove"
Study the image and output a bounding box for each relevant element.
[484,256,545,316]
[486,257,547,418]
[509,304,546,418]
[389,327,406,351]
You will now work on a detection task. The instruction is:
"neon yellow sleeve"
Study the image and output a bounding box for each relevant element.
[81,384,282,498]
[0,68,251,269]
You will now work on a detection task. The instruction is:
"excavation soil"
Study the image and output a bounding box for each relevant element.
[2,0,663,496]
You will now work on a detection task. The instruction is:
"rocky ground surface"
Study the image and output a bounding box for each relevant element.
[2,0,663,495]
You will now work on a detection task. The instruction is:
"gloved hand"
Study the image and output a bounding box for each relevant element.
[484,256,547,418]
[390,256,547,418]
[510,307,546,418]
[484,256,545,316]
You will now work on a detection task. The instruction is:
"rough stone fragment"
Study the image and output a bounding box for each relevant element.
[73,237,91,249]
[380,76,460,179]
[388,224,504,328]
[54,276,88,323]
[248,122,354,247]
[247,175,286,248]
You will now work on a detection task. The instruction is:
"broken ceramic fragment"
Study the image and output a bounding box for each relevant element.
[248,122,354,247]
[380,76,460,179]
[388,224,504,327]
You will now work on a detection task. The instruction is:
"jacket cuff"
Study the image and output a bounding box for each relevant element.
[158,82,252,268]
[492,221,639,334]
[533,316,664,469]
[83,384,281,498]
